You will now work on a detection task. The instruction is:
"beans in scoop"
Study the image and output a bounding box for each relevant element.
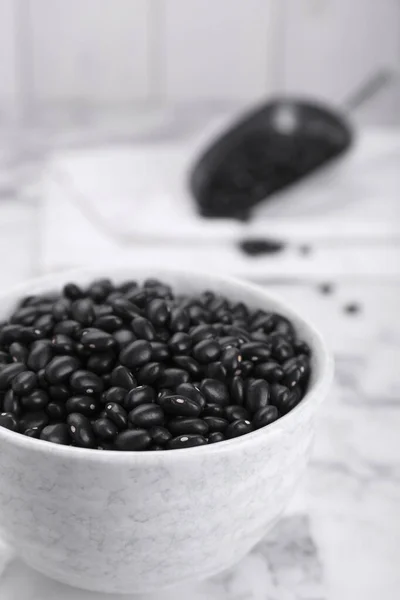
[0,278,311,450]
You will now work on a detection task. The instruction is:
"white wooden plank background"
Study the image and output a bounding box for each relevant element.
[0,0,17,111]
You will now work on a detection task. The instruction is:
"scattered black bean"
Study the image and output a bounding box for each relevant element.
[66,396,99,417]
[147,299,170,327]
[131,317,156,341]
[172,355,202,378]
[199,379,229,406]
[239,238,285,256]
[9,342,28,364]
[71,298,95,326]
[101,386,127,405]
[67,413,95,448]
[245,379,270,413]
[128,404,164,428]
[110,365,136,390]
[92,417,118,441]
[226,419,253,438]
[70,370,104,396]
[150,426,172,445]
[0,363,26,390]
[45,356,80,384]
[203,416,228,432]
[167,434,207,449]
[86,351,116,375]
[94,314,123,333]
[81,328,115,351]
[113,328,136,348]
[136,362,162,385]
[104,402,128,430]
[12,371,37,395]
[158,368,190,388]
[253,406,279,429]
[40,423,70,445]
[120,340,152,369]
[224,405,249,422]
[343,302,361,315]
[124,385,155,410]
[175,383,206,410]
[23,389,49,410]
[158,395,201,417]
[115,429,151,451]
[51,334,75,354]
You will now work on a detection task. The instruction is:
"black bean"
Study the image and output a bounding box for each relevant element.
[131,317,156,341]
[113,328,136,348]
[120,340,152,369]
[10,306,38,326]
[136,362,162,385]
[293,340,311,356]
[46,400,66,421]
[208,432,225,444]
[48,385,69,402]
[189,324,215,344]
[199,379,229,406]
[176,383,206,410]
[51,334,74,354]
[70,370,104,396]
[110,365,136,390]
[204,361,227,382]
[274,316,296,340]
[12,371,37,395]
[158,395,201,417]
[37,368,49,389]
[229,376,245,406]
[0,363,26,389]
[150,426,172,445]
[158,368,190,388]
[192,340,220,365]
[172,355,202,378]
[0,412,18,431]
[220,347,242,372]
[272,340,294,362]
[104,402,129,429]
[101,386,126,405]
[67,413,95,448]
[203,405,224,420]
[128,404,164,428]
[86,351,115,375]
[71,298,95,326]
[156,328,170,343]
[66,395,99,417]
[45,356,80,384]
[226,419,253,438]
[0,351,10,366]
[0,324,25,345]
[203,416,228,432]
[115,429,151,451]
[169,308,190,332]
[168,332,192,355]
[63,283,84,300]
[168,418,208,436]
[33,314,54,336]
[26,341,52,372]
[219,335,241,349]
[252,406,279,429]
[20,410,49,432]
[250,312,277,333]
[118,280,137,293]
[241,342,271,362]
[147,299,170,327]
[24,427,41,438]
[224,405,249,422]
[110,297,141,320]
[275,386,302,414]
[94,314,123,333]
[282,364,303,388]
[92,417,118,441]
[125,288,147,307]
[40,423,70,445]
[80,328,115,352]
[124,385,155,410]
[22,389,49,410]
[150,341,170,361]
[245,379,270,413]
[52,298,71,321]
[253,361,283,382]
[87,279,113,302]
[234,360,253,378]
[167,434,207,449]
[53,319,81,338]
[3,390,21,414]
[270,384,291,408]
[9,342,28,364]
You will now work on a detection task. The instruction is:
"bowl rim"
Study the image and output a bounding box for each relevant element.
[0,267,334,462]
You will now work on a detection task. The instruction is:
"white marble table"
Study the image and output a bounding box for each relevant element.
[0,120,398,599]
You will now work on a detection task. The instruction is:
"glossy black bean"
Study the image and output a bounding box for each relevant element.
[272,340,294,362]
[40,423,70,445]
[149,426,172,445]
[220,347,242,373]
[113,329,136,348]
[67,413,95,448]
[218,335,241,349]
[0,412,18,431]
[155,328,170,343]
[125,288,147,307]
[226,419,253,439]
[136,362,162,385]
[8,342,27,364]
[33,314,54,336]
[87,279,113,302]
[167,434,207,449]
[189,324,215,344]
[110,297,141,320]
[245,379,270,413]
[128,404,164,428]
[158,395,201,417]
[3,390,21,414]
[168,332,192,355]
[124,385,155,410]
[63,282,84,300]
[118,279,137,293]
[92,417,118,441]
[150,341,170,361]
[52,298,71,321]
[275,386,302,414]
[66,395,99,417]
[21,389,49,410]
[293,340,311,355]
[48,386,68,405]
[205,361,227,382]
[20,410,49,432]
[159,368,190,388]
[94,314,123,333]
[46,400,67,421]
[110,365,136,389]
[172,355,202,378]
[224,405,249,422]
[10,306,38,326]
[192,339,220,364]
[274,316,295,340]
[252,406,279,429]
[71,298,95,326]
[0,362,26,389]
[175,383,206,410]
[0,351,10,366]
[53,319,81,338]
[37,368,49,389]
[70,370,104,396]
[270,384,291,408]
[120,340,152,369]
[101,386,126,405]
[253,361,283,382]
[147,299,170,327]
[235,360,253,378]
[168,417,208,436]
[45,356,80,384]
[199,378,229,406]
[131,317,156,341]
[12,371,37,395]
[115,429,151,451]
[104,402,129,429]
[86,351,115,375]
[0,324,25,345]
[51,334,74,355]
[241,342,271,362]
[250,312,277,333]
[202,403,225,418]
[24,427,41,438]
[229,376,245,406]
[169,307,190,332]
[203,416,228,432]
[26,341,52,372]
[282,364,303,388]
[208,432,225,444]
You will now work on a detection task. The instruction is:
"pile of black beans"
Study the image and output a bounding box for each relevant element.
[0,278,311,451]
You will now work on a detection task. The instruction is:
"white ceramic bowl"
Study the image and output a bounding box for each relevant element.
[0,268,333,594]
